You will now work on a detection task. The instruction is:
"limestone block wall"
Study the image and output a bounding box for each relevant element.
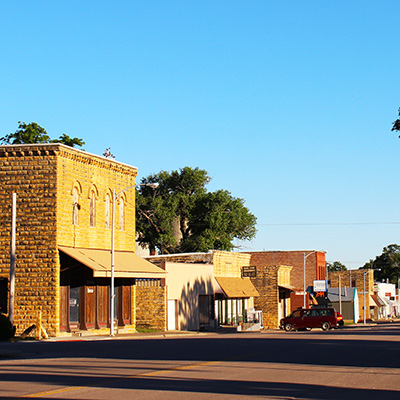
[250,265,280,328]
[55,147,138,251]
[0,145,59,335]
[212,251,251,278]
[135,286,166,331]
[277,265,292,287]
[329,269,374,292]
[131,284,137,330]
[0,144,139,336]
[329,269,374,320]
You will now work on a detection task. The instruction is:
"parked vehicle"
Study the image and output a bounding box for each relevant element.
[280,308,339,332]
[335,311,344,327]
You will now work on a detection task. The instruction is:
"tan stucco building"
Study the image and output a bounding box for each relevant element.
[146,251,259,331]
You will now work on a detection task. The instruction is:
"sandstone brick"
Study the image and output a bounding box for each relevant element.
[0,143,139,336]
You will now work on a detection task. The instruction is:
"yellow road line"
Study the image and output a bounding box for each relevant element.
[21,386,87,398]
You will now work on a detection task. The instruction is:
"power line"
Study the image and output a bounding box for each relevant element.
[257,222,400,226]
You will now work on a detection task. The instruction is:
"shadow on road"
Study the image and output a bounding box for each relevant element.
[0,323,400,399]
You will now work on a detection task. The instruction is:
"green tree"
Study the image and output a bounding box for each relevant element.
[361,244,400,284]
[1,122,85,148]
[392,107,400,136]
[51,133,85,148]
[136,167,257,254]
[326,261,347,272]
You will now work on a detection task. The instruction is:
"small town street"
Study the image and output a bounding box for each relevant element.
[0,323,400,399]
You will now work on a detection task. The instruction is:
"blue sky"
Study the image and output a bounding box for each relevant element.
[1,2,400,268]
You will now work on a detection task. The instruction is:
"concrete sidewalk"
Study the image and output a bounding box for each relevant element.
[43,330,213,342]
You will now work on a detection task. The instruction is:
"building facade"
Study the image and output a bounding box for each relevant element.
[374,281,398,318]
[0,144,165,336]
[146,251,259,331]
[329,269,374,321]
[244,251,326,328]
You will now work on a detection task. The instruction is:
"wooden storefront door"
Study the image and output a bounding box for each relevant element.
[69,286,80,331]
[84,286,96,329]
[96,285,108,329]
[117,284,131,326]
[59,286,69,332]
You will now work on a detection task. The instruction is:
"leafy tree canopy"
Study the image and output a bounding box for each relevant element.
[136,167,257,254]
[361,244,400,284]
[327,261,347,272]
[392,107,400,137]
[1,122,85,148]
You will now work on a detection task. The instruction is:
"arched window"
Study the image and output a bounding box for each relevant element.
[72,187,79,226]
[119,197,125,231]
[105,193,111,229]
[89,190,96,227]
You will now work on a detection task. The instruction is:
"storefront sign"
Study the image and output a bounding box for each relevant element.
[242,266,257,277]
[313,280,327,292]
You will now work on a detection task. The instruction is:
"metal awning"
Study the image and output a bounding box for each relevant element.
[279,284,298,291]
[59,246,166,278]
[370,294,386,307]
[215,277,259,298]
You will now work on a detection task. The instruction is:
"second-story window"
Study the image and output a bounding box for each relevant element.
[105,193,111,229]
[72,187,79,226]
[89,190,96,227]
[119,197,125,231]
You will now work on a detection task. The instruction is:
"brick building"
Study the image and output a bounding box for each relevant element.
[0,143,165,337]
[328,269,375,321]
[244,251,326,328]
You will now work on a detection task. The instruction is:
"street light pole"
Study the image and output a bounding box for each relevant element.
[303,251,317,308]
[110,183,158,336]
[363,271,367,325]
[110,188,117,336]
[339,273,342,315]
[9,193,16,325]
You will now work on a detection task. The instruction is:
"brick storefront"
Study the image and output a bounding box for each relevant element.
[244,251,327,328]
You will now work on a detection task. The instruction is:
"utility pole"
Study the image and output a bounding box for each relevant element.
[9,193,16,325]
[339,274,342,315]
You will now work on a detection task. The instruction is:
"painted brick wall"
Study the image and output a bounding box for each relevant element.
[135,286,166,331]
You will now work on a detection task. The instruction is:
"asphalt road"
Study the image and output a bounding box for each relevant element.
[0,323,400,399]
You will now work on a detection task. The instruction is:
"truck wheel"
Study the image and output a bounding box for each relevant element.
[321,321,331,331]
[284,323,293,332]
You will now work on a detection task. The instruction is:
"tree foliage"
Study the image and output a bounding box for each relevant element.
[392,108,400,136]
[1,122,85,148]
[361,244,400,284]
[326,261,347,272]
[136,167,257,254]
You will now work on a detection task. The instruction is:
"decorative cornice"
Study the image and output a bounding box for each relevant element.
[0,144,138,177]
